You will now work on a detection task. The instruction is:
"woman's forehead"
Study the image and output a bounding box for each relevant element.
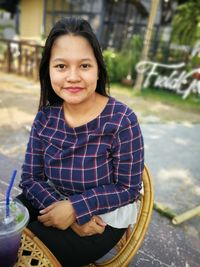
[51,34,95,59]
[53,35,91,50]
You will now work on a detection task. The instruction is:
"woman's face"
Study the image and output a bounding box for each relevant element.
[49,34,99,106]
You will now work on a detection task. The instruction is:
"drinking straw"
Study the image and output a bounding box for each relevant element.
[6,170,17,218]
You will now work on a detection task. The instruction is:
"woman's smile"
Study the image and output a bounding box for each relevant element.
[62,86,84,94]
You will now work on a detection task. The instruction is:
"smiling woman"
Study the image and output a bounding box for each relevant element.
[49,34,105,127]
[16,17,144,267]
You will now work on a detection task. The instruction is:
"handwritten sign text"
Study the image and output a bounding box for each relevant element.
[136,61,200,99]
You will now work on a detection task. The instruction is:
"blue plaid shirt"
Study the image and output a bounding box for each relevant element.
[20,97,144,224]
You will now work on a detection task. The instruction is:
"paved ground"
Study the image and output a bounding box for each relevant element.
[0,72,200,266]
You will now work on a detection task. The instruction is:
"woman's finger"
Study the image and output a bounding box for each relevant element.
[92,216,107,227]
[38,213,50,223]
[39,202,57,214]
[90,221,106,234]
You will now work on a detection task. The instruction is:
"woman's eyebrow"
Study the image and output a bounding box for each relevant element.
[51,58,65,62]
[52,57,93,62]
[81,58,93,62]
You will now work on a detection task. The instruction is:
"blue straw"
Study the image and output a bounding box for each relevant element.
[6,170,17,218]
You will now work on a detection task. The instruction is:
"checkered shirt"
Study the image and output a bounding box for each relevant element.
[20,97,144,224]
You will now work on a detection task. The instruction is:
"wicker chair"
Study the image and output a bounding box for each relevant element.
[16,227,61,267]
[86,164,154,267]
[16,165,153,267]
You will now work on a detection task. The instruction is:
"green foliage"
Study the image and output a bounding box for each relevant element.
[0,24,15,37]
[171,0,200,46]
[103,49,120,82]
[120,35,143,79]
[0,41,7,55]
[103,35,143,83]
[140,87,200,111]
[190,56,200,69]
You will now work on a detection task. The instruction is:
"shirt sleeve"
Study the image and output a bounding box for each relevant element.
[19,112,61,209]
[68,115,144,225]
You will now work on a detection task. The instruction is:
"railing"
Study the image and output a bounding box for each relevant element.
[0,39,43,80]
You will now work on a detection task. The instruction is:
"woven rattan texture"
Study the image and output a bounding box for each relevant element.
[15,228,61,266]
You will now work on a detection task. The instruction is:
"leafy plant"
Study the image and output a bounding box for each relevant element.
[103,49,120,82]
[190,55,200,69]
[103,35,143,83]
[171,0,200,46]
[120,34,143,80]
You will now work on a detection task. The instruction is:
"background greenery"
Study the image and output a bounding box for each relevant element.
[103,35,143,83]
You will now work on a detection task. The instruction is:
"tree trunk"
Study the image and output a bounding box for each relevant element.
[134,0,160,92]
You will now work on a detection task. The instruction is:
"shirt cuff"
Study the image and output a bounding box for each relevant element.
[68,195,92,225]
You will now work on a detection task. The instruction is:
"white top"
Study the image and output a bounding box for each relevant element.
[100,202,137,228]
[100,185,144,228]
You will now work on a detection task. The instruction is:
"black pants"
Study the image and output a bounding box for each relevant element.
[16,194,126,267]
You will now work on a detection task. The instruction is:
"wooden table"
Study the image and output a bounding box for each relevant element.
[15,228,61,267]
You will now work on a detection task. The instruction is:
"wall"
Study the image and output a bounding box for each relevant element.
[20,0,44,42]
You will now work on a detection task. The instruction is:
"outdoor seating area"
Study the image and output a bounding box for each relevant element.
[0,70,199,266]
[0,0,200,266]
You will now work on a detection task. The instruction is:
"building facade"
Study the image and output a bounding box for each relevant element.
[19,0,156,49]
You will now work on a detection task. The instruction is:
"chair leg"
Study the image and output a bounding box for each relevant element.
[126,225,132,241]
[116,225,132,252]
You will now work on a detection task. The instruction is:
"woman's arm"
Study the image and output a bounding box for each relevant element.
[68,115,144,225]
[19,114,62,209]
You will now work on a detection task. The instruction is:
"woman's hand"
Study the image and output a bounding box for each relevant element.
[38,200,76,230]
[71,215,107,237]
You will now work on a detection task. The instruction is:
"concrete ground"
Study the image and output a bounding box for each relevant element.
[0,72,200,266]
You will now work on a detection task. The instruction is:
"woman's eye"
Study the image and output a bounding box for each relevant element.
[81,64,91,69]
[55,64,66,70]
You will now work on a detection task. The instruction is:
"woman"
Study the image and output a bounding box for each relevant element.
[17,17,144,267]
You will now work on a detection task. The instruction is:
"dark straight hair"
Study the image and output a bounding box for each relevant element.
[38,17,109,110]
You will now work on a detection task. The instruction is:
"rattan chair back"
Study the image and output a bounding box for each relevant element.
[87,164,154,267]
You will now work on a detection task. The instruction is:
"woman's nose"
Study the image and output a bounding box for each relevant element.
[66,68,80,82]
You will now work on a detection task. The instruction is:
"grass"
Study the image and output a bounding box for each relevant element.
[140,88,200,112]
[110,83,200,113]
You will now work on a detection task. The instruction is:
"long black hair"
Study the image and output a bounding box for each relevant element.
[39,17,109,110]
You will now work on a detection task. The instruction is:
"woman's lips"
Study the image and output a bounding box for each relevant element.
[63,87,83,93]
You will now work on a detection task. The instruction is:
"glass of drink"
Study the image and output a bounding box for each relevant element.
[0,199,29,267]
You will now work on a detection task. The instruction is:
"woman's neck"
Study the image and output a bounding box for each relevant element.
[63,93,108,128]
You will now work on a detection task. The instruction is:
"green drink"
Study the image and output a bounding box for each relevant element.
[0,200,29,267]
